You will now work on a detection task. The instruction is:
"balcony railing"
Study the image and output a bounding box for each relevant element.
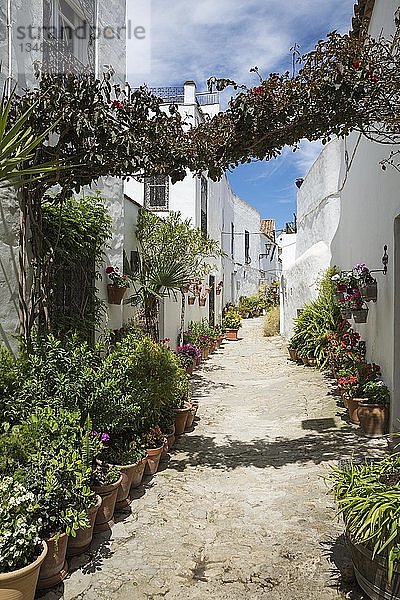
[42,38,94,75]
[148,87,220,106]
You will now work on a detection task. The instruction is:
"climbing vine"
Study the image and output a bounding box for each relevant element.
[41,194,112,340]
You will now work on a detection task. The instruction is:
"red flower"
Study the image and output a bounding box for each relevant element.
[353,60,362,69]
[252,86,265,96]
[112,100,124,108]
[105,266,114,274]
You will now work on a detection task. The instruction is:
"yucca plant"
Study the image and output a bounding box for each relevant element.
[328,456,400,583]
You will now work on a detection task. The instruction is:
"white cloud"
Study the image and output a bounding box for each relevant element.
[127,0,355,88]
[293,140,324,174]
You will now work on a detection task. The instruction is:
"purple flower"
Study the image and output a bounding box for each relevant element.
[101,433,110,442]
[91,430,98,437]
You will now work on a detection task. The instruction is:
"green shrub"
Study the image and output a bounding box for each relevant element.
[263,306,280,337]
[289,268,341,368]
[223,310,242,330]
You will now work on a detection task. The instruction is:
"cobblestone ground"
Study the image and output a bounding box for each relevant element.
[39,318,387,600]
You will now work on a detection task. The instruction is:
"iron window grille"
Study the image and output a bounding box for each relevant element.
[201,177,208,236]
[245,230,251,264]
[144,176,169,210]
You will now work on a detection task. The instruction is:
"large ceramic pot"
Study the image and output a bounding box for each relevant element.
[347,397,363,425]
[0,542,47,600]
[92,474,123,533]
[357,403,388,438]
[107,284,127,305]
[144,444,164,475]
[37,533,69,590]
[186,362,194,376]
[67,495,102,557]
[115,459,147,510]
[348,537,400,600]
[225,328,238,341]
[174,404,190,435]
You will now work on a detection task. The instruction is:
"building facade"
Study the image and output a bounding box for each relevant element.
[281,0,400,428]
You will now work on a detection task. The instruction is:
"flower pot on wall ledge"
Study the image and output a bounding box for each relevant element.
[352,308,369,323]
[107,284,127,305]
[199,298,207,306]
[187,296,196,305]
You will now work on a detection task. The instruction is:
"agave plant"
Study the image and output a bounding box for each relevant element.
[0,86,61,186]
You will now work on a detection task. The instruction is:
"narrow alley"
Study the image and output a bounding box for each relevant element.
[42,319,386,600]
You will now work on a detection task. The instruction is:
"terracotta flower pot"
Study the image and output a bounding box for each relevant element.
[186,362,194,376]
[0,542,47,600]
[196,355,202,366]
[107,284,127,305]
[358,403,388,438]
[301,356,309,366]
[347,397,363,425]
[92,474,123,533]
[187,296,196,305]
[307,357,317,367]
[185,406,197,430]
[199,298,207,306]
[144,444,164,475]
[37,533,69,590]
[67,495,102,557]
[166,424,176,450]
[115,459,147,510]
[174,404,190,435]
[129,457,147,490]
[288,347,298,361]
[225,328,238,341]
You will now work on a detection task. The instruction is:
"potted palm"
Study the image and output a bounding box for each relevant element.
[223,310,242,341]
[328,455,400,600]
[357,381,389,438]
[0,477,48,600]
[106,265,130,304]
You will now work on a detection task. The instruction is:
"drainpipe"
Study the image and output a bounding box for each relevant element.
[6,0,12,96]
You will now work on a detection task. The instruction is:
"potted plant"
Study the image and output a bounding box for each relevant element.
[328,455,400,599]
[142,427,166,475]
[0,477,48,600]
[91,461,123,533]
[353,263,378,303]
[216,280,223,295]
[104,436,148,511]
[173,396,191,435]
[223,310,242,341]
[177,343,200,376]
[106,265,130,304]
[358,380,389,438]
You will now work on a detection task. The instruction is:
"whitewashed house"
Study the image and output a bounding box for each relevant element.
[124,81,272,346]
[281,0,400,429]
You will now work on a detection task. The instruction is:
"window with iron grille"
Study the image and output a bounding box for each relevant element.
[201,177,208,236]
[231,222,234,257]
[144,176,169,210]
[245,230,251,264]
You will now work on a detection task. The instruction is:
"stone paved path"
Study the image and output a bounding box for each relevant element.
[39,318,387,600]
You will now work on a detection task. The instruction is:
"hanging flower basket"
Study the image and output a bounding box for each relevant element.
[187,296,196,305]
[352,307,369,323]
[340,308,352,320]
[107,284,127,305]
[360,280,378,303]
[199,297,207,307]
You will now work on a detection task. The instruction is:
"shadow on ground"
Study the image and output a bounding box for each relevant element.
[169,425,386,471]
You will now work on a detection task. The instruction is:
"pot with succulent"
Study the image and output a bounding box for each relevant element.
[357,381,390,438]
[106,265,131,304]
[142,427,166,475]
[328,455,400,600]
[0,477,48,600]
[223,310,242,341]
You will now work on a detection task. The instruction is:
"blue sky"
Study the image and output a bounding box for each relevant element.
[127,0,355,228]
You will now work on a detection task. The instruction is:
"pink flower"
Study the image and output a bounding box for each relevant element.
[105,266,114,274]
[101,433,110,442]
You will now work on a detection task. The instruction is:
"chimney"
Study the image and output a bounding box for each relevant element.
[184,80,196,104]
